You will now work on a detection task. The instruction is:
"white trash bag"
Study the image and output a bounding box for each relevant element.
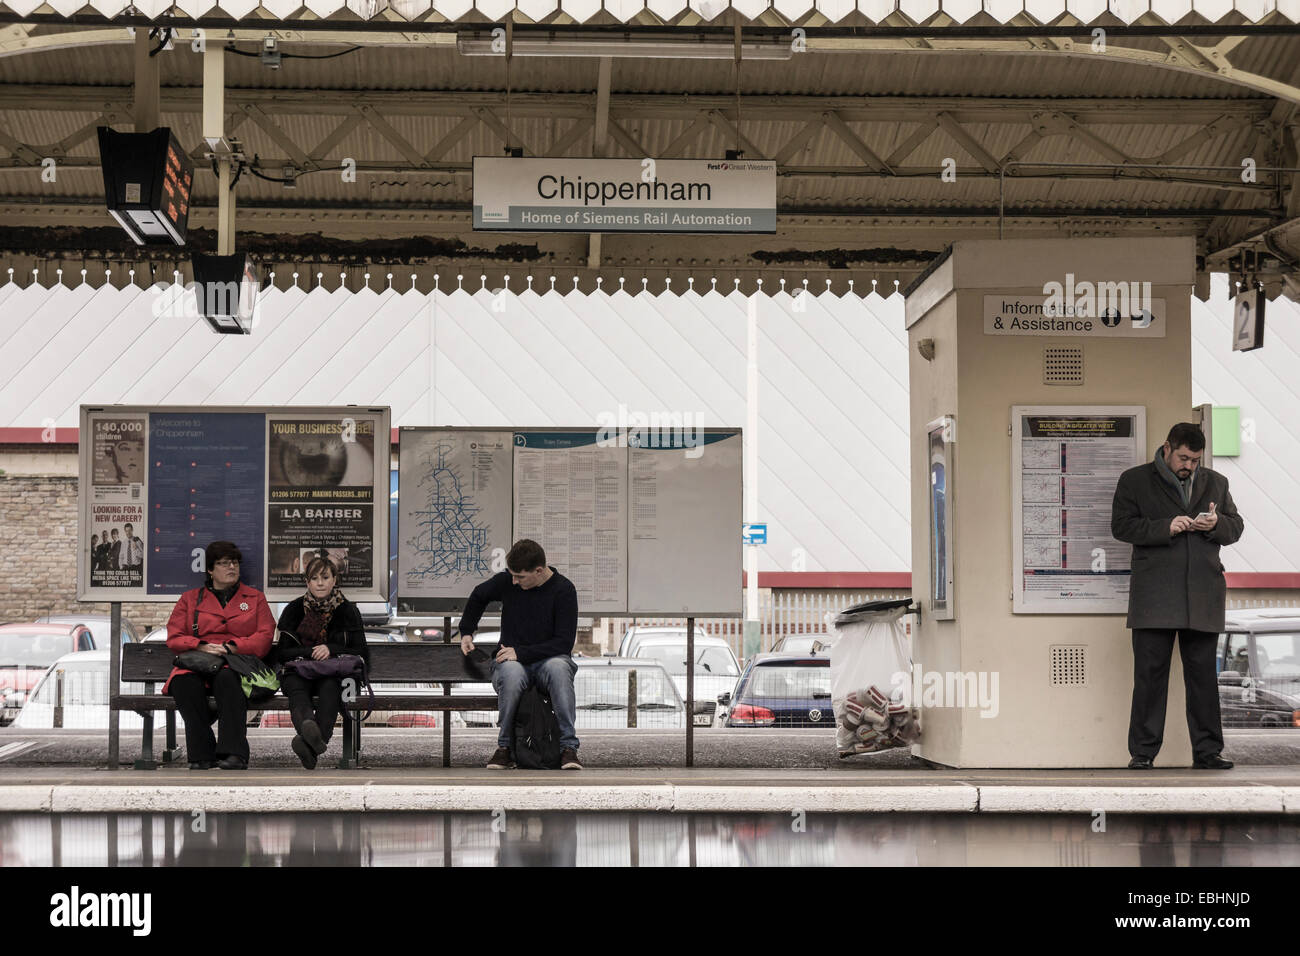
[828,599,919,757]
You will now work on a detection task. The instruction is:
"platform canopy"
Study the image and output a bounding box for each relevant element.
[0,4,1298,297]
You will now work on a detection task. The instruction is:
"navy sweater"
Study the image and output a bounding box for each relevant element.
[457,567,578,665]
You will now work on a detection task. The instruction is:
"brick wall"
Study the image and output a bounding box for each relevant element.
[0,475,171,630]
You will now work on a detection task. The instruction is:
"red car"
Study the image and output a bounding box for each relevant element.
[0,622,95,724]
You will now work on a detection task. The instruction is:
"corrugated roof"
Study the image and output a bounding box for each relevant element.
[0,0,1294,25]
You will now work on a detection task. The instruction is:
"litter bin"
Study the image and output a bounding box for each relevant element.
[828,598,920,757]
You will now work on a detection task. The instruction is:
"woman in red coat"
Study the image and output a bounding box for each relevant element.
[165,540,274,770]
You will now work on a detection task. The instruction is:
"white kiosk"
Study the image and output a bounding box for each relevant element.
[905,237,1197,768]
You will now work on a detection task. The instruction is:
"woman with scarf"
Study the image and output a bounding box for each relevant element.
[275,556,369,769]
[165,540,275,770]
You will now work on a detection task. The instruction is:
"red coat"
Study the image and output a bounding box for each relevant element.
[163,583,275,692]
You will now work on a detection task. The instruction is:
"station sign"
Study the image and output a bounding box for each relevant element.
[473,157,776,234]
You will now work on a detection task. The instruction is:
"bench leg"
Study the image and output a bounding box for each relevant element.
[134,708,158,771]
[163,710,177,763]
[337,712,360,770]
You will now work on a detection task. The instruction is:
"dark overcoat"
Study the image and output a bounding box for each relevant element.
[1110,455,1244,632]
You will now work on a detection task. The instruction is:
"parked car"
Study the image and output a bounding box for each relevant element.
[0,622,96,723]
[616,624,711,662]
[771,634,836,655]
[574,657,686,730]
[12,649,148,729]
[259,630,438,729]
[1218,608,1300,728]
[36,613,143,645]
[629,633,740,726]
[722,653,834,728]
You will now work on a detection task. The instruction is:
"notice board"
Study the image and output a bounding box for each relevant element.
[396,427,742,617]
[78,405,391,603]
[1011,405,1145,614]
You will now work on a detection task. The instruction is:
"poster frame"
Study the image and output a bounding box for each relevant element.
[77,404,391,604]
[1010,404,1146,615]
[395,425,743,618]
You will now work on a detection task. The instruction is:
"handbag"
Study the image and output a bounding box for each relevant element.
[173,649,225,676]
[282,653,373,721]
[173,596,227,676]
[224,652,281,702]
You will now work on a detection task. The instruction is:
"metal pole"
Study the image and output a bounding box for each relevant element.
[627,669,637,728]
[744,293,760,661]
[686,615,695,767]
[108,601,121,770]
[442,615,452,768]
[53,669,63,729]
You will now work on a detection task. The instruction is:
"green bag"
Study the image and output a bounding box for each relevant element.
[225,652,280,703]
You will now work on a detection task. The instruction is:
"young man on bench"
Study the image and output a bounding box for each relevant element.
[458,539,582,770]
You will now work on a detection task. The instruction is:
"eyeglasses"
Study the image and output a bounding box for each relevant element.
[213,559,241,568]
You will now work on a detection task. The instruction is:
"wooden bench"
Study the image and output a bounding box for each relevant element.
[110,642,497,770]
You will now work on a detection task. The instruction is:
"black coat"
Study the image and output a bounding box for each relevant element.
[274,597,370,668]
[1110,455,1245,632]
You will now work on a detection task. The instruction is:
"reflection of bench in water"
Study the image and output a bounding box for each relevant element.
[111,642,496,770]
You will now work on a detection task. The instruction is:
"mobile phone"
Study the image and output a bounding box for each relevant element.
[1194,512,1213,522]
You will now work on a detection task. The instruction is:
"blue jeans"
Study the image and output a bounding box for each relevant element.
[491,655,579,752]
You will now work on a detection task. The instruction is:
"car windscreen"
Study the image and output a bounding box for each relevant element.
[636,645,739,677]
[0,633,69,667]
[1254,632,1300,679]
[575,667,682,710]
[745,662,832,699]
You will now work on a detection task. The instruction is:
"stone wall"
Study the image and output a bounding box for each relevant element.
[0,475,171,631]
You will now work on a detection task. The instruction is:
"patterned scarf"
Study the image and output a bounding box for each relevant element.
[300,588,346,646]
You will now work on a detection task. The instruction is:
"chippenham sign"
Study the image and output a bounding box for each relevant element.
[472,157,777,234]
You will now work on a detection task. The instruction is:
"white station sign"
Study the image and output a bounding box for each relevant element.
[473,157,777,234]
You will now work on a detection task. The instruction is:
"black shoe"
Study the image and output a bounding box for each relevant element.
[188,760,216,770]
[560,748,583,770]
[1128,756,1154,770]
[291,735,318,770]
[486,747,514,769]
[301,719,328,756]
[216,755,248,771]
[1192,754,1234,770]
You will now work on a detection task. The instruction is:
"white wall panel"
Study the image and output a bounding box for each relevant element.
[2,272,1296,573]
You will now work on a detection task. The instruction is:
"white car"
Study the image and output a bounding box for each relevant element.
[616,624,711,660]
[12,649,148,729]
[573,657,686,730]
[629,634,741,726]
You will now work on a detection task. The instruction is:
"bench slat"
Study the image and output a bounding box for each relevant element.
[120,641,487,683]
[111,696,500,711]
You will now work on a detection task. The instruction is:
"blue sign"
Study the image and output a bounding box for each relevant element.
[147,412,266,594]
[742,523,767,544]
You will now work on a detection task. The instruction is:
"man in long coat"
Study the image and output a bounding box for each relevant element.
[1111,422,1244,770]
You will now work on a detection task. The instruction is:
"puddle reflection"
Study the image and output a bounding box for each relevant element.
[1,813,1296,867]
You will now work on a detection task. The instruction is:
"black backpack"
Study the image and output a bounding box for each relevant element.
[513,686,562,770]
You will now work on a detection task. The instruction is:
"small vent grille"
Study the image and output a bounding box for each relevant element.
[1051,645,1087,686]
[1044,346,1084,385]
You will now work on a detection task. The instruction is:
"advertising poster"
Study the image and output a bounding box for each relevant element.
[87,414,148,589]
[146,412,266,595]
[1012,406,1145,614]
[267,504,374,589]
[91,417,145,495]
[88,503,144,589]
[267,415,379,590]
